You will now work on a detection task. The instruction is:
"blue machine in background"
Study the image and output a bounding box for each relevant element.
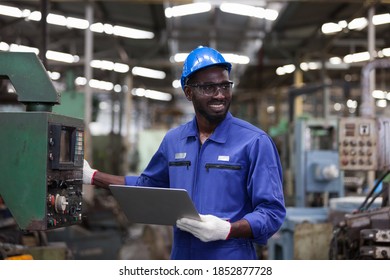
[294,118,344,207]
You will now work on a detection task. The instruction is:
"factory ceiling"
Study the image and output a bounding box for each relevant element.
[1,0,390,109]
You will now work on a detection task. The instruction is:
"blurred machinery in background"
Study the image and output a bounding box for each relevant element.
[294,118,343,207]
[0,52,84,259]
[269,58,390,260]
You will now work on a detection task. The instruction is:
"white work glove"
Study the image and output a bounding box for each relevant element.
[176,214,231,242]
[83,159,97,185]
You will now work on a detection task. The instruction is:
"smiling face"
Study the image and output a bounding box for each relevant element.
[184,66,232,126]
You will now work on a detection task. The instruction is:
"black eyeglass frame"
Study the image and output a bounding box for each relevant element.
[186,81,234,96]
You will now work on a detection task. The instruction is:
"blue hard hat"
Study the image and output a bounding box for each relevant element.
[180,46,232,90]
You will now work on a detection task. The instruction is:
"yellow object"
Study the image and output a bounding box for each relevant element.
[5,254,34,260]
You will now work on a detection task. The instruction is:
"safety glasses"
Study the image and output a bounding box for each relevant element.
[186,81,233,96]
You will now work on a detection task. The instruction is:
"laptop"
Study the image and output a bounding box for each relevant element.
[109,185,201,226]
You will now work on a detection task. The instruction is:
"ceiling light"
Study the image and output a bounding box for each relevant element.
[172,80,181,89]
[172,53,188,62]
[382,47,390,57]
[46,50,79,63]
[113,63,130,73]
[89,79,114,91]
[91,60,130,73]
[373,13,390,25]
[47,13,67,26]
[26,11,41,21]
[132,67,166,79]
[67,17,89,29]
[222,53,250,64]
[0,5,23,18]
[276,64,296,75]
[343,51,370,63]
[321,22,343,34]
[220,3,278,21]
[348,17,368,30]
[376,99,387,108]
[0,42,10,51]
[329,57,343,64]
[48,71,61,81]
[372,90,386,99]
[113,25,154,39]
[9,44,39,54]
[90,23,104,33]
[165,3,212,18]
[132,88,172,102]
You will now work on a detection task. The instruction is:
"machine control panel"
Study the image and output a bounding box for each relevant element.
[338,117,377,170]
[45,123,84,229]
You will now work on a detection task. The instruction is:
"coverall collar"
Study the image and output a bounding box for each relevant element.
[181,112,233,144]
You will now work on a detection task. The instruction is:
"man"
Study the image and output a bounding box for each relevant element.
[83,46,286,260]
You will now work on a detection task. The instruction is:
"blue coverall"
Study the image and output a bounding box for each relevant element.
[125,112,286,259]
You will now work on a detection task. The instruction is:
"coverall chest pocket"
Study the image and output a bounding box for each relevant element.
[203,162,246,213]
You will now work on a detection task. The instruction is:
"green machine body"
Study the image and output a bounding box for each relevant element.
[0,52,85,230]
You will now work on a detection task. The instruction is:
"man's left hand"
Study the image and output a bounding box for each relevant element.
[176,214,231,242]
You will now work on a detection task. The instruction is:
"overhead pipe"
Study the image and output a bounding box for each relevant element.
[360,58,390,118]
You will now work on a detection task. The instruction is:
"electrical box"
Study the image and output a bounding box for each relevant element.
[338,117,378,171]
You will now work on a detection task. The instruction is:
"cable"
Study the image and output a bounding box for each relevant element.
[357,170,390,212]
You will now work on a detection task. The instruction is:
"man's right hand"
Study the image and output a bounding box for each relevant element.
[83,159,97,185]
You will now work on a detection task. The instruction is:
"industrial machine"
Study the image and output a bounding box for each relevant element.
[0,52,84,232]
[329,116,390,259]
[329,59,390,260]
[294,118,344,207]
[269,58,390,260]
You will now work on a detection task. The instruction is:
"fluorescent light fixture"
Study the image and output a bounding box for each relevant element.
[0,42,10,51]
[75,77,87,86]
[347,99,358,109]
[132,66,166,79]
[172,79,181,89]
[10,44,39,54]
[172,53,189,63]
[300,61,320,71]
[373,13,390,25]
[348,17,367,30]
[113,25,154,39]
[132,88,172,102]
[46,50,79,63]
[382,48,390,57]
[334,103,342,111]
[329,57,343,64]
[113,63,130,73]
[276,64,296,75]
[343,51,370,63]
[89,79,114,91]
[222,53,250,64]
[89,22,154,39]
[322,14,390,35]
[220,3,278,21]
[67,17,89,29]
[47,13,67,26]
[27,11,41,21]
[173,52,249,64]
[91,60,129,73]
[90,23,104,33]
[114,84,122,93]
[376,99,387,108]
[372,90,387,99]
[321,22,343,34]
[165,3,212,18]
[0,5,23,18]
[48,71,61,80]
